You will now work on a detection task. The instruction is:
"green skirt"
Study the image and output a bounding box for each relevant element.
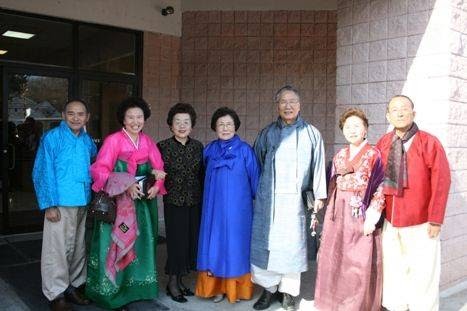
[85,161,158,309]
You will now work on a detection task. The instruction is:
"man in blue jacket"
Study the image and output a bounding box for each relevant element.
[33,99,97,311]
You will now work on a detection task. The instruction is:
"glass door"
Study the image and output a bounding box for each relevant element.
[0,70,70,233]
[1,67,5,232]
[81,79,134,145]
[0,10,141,233]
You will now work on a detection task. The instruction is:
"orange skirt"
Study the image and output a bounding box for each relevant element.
[195,271,254,303]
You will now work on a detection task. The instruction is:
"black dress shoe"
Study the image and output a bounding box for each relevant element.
[180,286,194,296]
[253,289,278,310]
[281,293,297,311]
[50,297,72,311]
[166,285,187,303]
[64,288,90,305]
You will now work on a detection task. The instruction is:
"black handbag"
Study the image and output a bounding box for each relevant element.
[137,174,156,199]
[88,191,116,223]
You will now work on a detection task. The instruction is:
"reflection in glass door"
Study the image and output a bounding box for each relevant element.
[81,80,134,144]
[1,73,69,232]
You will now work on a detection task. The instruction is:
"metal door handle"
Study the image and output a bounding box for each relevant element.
[8,144,15,170]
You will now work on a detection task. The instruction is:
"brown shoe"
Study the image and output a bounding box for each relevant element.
[50,297,72,311]
[64,288,90,305]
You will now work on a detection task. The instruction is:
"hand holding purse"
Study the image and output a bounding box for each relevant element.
[136,174,156,199]
[142,174,156,198]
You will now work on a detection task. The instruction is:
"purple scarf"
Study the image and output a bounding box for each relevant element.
[383,122,419,197]
[361,156,385,218]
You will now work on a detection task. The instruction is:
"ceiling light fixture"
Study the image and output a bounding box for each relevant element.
[161,6,174,16]
[2,30,35,39]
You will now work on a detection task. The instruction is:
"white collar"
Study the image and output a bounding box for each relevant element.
[122,128,139,149]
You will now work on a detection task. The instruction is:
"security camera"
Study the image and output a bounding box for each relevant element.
[161,6,174,16]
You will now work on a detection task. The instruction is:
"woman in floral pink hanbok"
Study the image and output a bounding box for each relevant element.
[314,108,385,311]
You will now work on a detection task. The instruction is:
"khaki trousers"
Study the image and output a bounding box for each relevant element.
[41,206,87,301]
[382,221,440,311]
[251,264,301,296]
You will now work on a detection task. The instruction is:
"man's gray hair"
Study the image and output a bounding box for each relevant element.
[274,85,300,103]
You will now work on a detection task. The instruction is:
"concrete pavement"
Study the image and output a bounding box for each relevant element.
[0,232,466,311]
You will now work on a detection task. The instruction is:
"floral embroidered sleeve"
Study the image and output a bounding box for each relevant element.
[368,184,385,214]
[365,184,384,226]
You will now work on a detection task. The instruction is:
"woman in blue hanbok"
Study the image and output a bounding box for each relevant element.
[195,107,260,304]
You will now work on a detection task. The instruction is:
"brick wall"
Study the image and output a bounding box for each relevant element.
[142,32,181,140]
[443,0,467,290]
[142,2,467,289]
[180,10,337,157]
[337,0,451,145]
[142,32,181,223]
[336,0,467,289]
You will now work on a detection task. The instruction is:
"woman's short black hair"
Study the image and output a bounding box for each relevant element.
[116,97,151,126]
[210,107,241,131]
[167,103,197,127]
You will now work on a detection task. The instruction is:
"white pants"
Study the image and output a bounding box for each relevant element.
[251,264,301,296]
[41,207,87,301]
[382,221,440,311]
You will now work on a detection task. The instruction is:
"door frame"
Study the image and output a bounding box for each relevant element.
[0,9,142,234]
[1,65,74,233]
[0,67,139,234]
[1,65,7,232]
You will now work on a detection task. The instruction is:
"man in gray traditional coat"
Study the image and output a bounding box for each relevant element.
[251,85,327,311]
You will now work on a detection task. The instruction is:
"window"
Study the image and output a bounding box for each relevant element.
[79,25,136,74]
[0,13,73,67]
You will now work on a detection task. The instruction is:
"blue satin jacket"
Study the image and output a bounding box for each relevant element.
[32,121,97,210]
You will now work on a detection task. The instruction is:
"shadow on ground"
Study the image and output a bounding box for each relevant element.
[0,236,319,311]
[0,235,464,310]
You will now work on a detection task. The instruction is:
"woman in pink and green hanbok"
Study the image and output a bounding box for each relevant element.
[85,97,166,311]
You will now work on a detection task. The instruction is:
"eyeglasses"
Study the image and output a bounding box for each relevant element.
[278,99,300,106]
[216,122,235,129]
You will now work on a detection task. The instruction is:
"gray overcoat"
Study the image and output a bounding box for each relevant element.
[250,117,327,273]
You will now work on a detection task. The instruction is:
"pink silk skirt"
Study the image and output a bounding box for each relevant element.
[314,190,382,311]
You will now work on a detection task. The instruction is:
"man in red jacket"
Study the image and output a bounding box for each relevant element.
[376,95,451,311]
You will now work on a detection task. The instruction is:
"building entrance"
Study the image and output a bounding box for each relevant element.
[0,10,141,233]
